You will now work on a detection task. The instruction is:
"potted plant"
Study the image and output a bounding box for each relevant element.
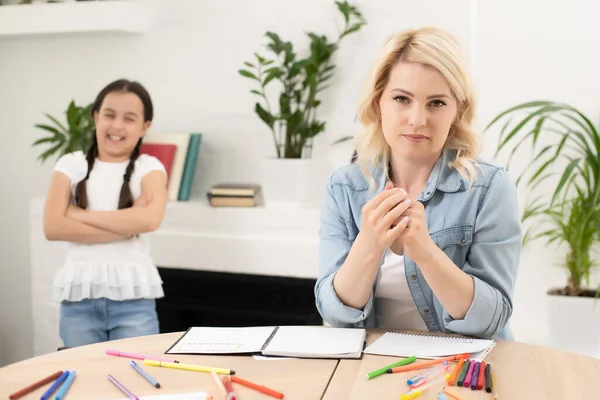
[486,100,600,356]
[31,100,94,163]
[238,0,365,207]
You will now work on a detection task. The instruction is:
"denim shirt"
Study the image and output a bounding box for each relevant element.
[314,149,522,340]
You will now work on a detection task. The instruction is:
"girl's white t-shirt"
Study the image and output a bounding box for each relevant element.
[51,151,166,302]
[374,249,428,331]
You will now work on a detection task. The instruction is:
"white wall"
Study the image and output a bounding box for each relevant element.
[475,0,600,349]
[0,0,599,365]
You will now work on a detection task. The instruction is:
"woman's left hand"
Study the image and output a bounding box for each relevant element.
[401,201,437,263]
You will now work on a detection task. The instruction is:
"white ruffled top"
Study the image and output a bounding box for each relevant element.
[53,239,164,302]
[51,151,166,302]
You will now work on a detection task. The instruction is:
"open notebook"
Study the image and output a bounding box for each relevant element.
[165,326,366,359]
[363,331,495,360]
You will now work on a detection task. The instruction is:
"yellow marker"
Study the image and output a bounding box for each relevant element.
[400,388,423,400]
[491,372,499,400]
[143,359,235,375]
[400,373,450,400]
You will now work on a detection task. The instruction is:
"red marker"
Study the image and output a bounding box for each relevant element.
[222,376,237,400]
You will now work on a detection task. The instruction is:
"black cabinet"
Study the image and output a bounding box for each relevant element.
[155,268,322,333]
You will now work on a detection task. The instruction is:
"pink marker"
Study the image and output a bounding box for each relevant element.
[462,359,477,388]
[106,349,179,363]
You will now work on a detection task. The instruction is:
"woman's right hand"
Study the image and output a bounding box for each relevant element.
[359,181,412,253]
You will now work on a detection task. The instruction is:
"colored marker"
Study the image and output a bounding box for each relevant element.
[55,370,77,400]
[211,371,227,396]
[457,359,471,386]
[130,360,160,388]
[470,362,481,390]
[40,371,70,400]
[143,359,235,375]
[365,356,416,380]
[106,349,179,363]
[485,364,492,393]
[387,354,468,374]
[400,373,450,400]
[477,361,486,390]
[448,358,465,386]
[222,376,237,400]
[108,374,139,400]
[230,375,284,399]
[8,370,63,400]
[407,362,449,388]
[462,360,476,388]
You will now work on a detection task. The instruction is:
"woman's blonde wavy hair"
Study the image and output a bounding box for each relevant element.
[355,26,481,190]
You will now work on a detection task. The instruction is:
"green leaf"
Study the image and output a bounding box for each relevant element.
[32,136,60,147]
[341,23,364,38]
[263,70,283,86]
[250,90,265,97]
[37,141,64,162]
[255,103,274,129]
[66,100,78,132]
[254,52,266,64]
[551,158,580,204]
[335,1,350,23]
[34,124,63,138]
[485,100,550,131]
[244,61,256,68]
[332,135,353,145]
[279,93,291,117]
[238,69,258,80]
[43,113,68,133]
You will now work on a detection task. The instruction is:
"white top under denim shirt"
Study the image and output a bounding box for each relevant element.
[314,149,522,340]
[52,151,166,303]
[374,251,428,331]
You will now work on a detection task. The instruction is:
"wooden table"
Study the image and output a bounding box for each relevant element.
[2,330,600,400]
[0,332,338,400]
[324,330,600,400]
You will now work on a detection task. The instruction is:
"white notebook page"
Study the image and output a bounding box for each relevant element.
[168,326,275,354]
[263,326,365,356]
[363,332,494,358]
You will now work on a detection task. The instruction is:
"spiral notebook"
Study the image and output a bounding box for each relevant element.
[165,326,367,359]
[363,331,495,360]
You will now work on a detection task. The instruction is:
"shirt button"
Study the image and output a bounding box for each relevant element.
[411,274,417,280]
[424,309,430,313]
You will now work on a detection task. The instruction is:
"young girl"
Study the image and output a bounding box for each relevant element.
[43,79,168,348]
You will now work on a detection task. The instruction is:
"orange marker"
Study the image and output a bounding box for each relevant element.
[448,358,466,386]
[388,353,469,374]
[443,389,464,400]
[231,376,284,399]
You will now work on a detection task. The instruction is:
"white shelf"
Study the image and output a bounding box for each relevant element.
[0,1,150,37]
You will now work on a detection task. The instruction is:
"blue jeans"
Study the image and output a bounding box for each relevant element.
[60,298,159,347]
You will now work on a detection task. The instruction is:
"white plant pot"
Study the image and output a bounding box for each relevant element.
[260,158,323,209]
[547,293,600,358]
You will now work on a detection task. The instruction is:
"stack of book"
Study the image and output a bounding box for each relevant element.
[206,183,263,207]
[140,132,202,202]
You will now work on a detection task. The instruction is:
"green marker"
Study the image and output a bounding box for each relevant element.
[365,356,417,380]
[457,359,471,386]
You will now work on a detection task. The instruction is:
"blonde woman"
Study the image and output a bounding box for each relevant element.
[315,27,521,340]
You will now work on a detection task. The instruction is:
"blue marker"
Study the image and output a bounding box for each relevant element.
[55,370,76,400]
[130,360,161,388]
[40,370,69,400]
